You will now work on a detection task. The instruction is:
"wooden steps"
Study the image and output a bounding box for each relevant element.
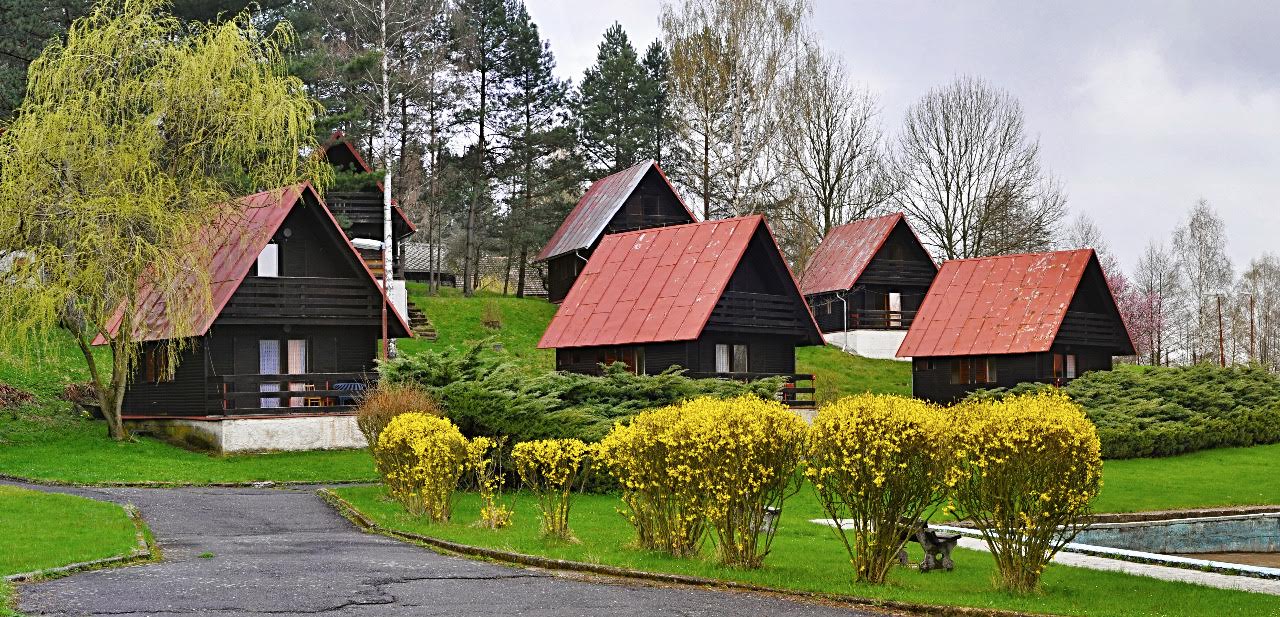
[406,301,437,340]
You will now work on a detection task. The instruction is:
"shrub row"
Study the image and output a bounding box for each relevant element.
[364,386,1101,593]
[967,363,1280,458]
[377,342,785,444]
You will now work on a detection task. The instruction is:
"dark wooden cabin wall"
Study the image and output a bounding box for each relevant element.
[707,227,816,338]
[690,334,796,375]
[276,206,349,278]
[805,221,936,334]
[555,341,691,375]
[910,347,1116,404]
[603,168,692,235]
[546,254,582,303]
[121,339,207,416]
[203,324,378,414]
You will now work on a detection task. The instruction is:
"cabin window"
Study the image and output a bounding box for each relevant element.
[1052,354,1078,379]
[257,242,279,277]
[594,346,644,374]
[914,359,935,372]
[887,292,902,327]
[950,357,997,385]
[715,343,749,374]
[142,348,171,384]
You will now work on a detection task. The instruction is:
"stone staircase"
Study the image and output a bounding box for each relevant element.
[406,301,437,340]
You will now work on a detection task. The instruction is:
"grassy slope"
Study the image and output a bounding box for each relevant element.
[397,285,559,372]
[336,485,1279,617]
[0,330,376,485]
[0,485,140,575]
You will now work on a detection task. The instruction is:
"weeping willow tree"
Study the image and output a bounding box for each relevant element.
[0,0,331,440]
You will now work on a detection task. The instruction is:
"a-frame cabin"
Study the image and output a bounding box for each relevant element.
[538,215,823,383]
[322,132,417,279]
[535,160,695,303]
[799,213,937,359]
[105,184,411,452]
[897,248,1135,403]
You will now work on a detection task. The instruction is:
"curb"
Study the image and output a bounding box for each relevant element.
[317,489,1052,617]
[4,503,155,583]
[0,474,378,489]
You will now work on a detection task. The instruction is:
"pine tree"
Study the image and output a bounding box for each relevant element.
[575,23,652,176]
[496,1,574,297]
[454,0,510,296]
[641,40,677,173]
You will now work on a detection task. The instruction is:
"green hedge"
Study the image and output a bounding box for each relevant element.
[966,364,1280,459]
[379,342,785,444]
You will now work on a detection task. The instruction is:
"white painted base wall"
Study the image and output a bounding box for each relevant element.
[128,416,367,453]
[824,330,911,361]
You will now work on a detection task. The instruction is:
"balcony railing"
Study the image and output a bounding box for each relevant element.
[686,372,816,409]
[708,291,806,331]
[1057,311,1124,347]
[220,277,381,324]
[846,309,916,330]
[210,372,374,414]
[605,213,694,234]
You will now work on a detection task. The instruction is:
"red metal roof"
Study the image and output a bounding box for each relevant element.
[538,215,818,349]
[322,133,418,234]
[800,213,929,295]
[535,160,695,262]
[897,249,1132,357]
[97,183,411,344]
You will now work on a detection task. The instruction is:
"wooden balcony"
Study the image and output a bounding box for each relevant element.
[605,213,694,234]
[707,291,807,333]
[848,309,917,330]
[859,259,937,287]
[210,372,374,414]
[220,277,381,325]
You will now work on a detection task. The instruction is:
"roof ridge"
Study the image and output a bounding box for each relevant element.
[940,247,1095,265]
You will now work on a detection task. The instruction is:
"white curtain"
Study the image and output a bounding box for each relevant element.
[715,344,730,373]
[288,339,307,406]
[259,340,281,408]
[257,243,279,277]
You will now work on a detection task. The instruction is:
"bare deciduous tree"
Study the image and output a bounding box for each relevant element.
[1133,240,1185,366]
[771,45,891,271]
[1172,199,1234,364]
[892,76,1065,260]
[1239,255,1280,370]
[661,0,808,219]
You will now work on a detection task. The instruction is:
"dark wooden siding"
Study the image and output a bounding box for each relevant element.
[121,338,207,417]
[275,206,350,278]
[546,253,582,304]
[911,348,1115,404]
[203,324,378,415]
[602,168,692,234]
[554,336,796,377]
[547,168,694,303]
[555,341,691,375]
[806,222,936,334]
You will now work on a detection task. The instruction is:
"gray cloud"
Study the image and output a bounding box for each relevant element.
[526,0,1280,272]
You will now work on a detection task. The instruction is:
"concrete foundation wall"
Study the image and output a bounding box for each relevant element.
[823,330,910,361]
[126,415,367,454]
[1074,513,1280,554]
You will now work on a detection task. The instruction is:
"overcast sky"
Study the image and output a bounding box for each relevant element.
[525,0,1280,272]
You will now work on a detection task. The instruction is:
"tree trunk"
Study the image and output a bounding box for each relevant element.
[75,332,129,440]
[516,246,528,298]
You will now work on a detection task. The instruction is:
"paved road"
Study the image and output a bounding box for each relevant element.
[13,485,887,616]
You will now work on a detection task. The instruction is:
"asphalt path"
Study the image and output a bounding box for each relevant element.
[10,484,889,616]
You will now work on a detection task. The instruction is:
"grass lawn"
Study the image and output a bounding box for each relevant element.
[0,330,378,485]
[0,485,139,575]
[1096,442,1280,513]
[398,284,559,372]
[334,485,1279,617]
[797,344,911,399]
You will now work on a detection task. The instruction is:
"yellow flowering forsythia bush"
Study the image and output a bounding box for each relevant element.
[465,436,512,529]
[953,391,1103,593]
[374,413,468,522]
[596,403,707,557]
[512,438,590,540]
[806,394,956,584]
[598,395,806,568]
